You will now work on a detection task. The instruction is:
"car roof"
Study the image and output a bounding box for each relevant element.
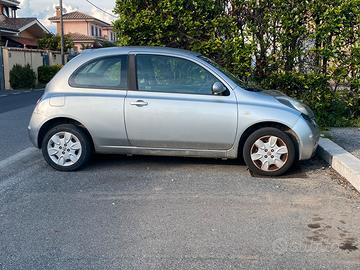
[81,46,201,57]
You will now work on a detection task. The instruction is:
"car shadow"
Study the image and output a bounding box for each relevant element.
[87,153,325,179]
[251,154,327,179]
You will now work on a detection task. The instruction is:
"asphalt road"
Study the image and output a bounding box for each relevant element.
[0,90,360,269]
[0,90,42,114]
[0,90,42,160]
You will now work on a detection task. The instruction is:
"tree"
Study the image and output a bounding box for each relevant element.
[113,0,253,79]
[38,34,74,51]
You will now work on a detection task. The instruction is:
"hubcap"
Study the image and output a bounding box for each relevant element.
[250,135,289,172]
[47,132,82,167]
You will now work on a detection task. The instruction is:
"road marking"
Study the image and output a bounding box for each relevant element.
[0,94,7,97]
[0,147,38,171]
[12,92,21,95]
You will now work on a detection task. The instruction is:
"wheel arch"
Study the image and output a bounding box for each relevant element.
[38,117,95,151]
[237,121,300,161]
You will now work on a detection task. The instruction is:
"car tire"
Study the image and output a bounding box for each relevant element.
[243,127,295,176]
[41,124,92,171]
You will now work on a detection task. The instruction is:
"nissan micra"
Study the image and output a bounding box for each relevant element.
[28,47,319,176]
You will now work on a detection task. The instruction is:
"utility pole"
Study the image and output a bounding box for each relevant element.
[59,0,65,65]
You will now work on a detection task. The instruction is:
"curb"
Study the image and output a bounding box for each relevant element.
[318,138,360,192]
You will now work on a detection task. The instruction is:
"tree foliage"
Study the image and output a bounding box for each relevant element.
[114,0,360,126]
[38,34,74,51]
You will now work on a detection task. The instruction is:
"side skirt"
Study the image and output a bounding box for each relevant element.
[95,145,238,159]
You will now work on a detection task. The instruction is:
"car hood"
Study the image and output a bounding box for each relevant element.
[238,86,314,118]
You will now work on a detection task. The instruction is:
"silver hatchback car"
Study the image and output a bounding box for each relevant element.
[28,47,319,176]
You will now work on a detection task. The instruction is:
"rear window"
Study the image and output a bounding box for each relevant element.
[69,55,128,89]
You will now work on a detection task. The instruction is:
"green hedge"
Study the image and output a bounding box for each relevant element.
[257,72,360,127]
[9,64,36,89]
[38,64,62,84]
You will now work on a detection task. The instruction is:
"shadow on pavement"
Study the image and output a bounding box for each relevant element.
[86,153,325,179]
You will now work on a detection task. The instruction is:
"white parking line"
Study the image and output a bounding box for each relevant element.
[0,94,7,97]
[0,148,40,194]
[0,147,38,171]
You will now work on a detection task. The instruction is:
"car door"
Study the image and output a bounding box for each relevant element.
[124,53,238,150]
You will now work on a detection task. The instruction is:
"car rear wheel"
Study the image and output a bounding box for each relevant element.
[243,127,295,176]
[41,124,92,171]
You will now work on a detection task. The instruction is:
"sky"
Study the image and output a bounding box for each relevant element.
[17,0,117,33]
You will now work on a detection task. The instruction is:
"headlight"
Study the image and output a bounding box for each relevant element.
[277,97,314,118]
[301,113,318,127]
[292,101,311,116]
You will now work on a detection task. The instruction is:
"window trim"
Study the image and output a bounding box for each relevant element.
[68,55,129,90]
[128,54,137,91]
[133,53,230,96]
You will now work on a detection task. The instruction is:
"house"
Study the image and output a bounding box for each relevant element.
[48,7,116,51]
[0,0,50,48]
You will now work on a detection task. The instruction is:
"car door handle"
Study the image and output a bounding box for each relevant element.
[130,100,148,107]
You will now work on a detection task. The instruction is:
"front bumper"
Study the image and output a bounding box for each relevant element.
[292,116,320,160]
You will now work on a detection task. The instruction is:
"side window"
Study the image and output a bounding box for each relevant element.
[70,55,128,89]
[136,54,221,95]
[91,25,95,36]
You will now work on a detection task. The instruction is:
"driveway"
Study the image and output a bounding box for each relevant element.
[0,151,359,269]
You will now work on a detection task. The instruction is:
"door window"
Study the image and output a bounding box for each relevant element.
[136,54,220,95]
[70,55,128,89]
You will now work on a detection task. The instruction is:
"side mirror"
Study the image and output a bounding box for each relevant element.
[212,82,226,95]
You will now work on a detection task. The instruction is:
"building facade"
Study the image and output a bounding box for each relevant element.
[49,7,116,51]
[0,0,49,48]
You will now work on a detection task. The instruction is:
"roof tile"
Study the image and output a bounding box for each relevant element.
[0,16,37,31]
[48,11,110,26]
[67,32,96,41]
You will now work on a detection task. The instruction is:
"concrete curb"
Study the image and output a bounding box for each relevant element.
[318,138,360,192]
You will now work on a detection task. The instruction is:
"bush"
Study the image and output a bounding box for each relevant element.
[9,64,36,89]
[38,64,62,84]
[257,72,358,127]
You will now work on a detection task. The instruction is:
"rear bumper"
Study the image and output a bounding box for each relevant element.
[27,124,39,148]
[292,116,320,160]
[28,111,44,148]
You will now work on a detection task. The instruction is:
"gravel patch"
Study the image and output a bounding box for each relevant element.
[329,128,360,159]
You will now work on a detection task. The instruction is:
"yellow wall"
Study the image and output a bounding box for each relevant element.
[2,48,65,89]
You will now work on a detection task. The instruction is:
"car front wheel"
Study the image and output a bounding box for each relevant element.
[41,124,92,171]
[243,127,296,176]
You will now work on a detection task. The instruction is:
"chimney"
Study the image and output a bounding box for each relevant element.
[55,6,61,17]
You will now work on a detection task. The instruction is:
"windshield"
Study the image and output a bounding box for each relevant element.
[198,55,261,92]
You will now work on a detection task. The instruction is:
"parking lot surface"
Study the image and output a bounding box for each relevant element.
[0,151,359,269]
